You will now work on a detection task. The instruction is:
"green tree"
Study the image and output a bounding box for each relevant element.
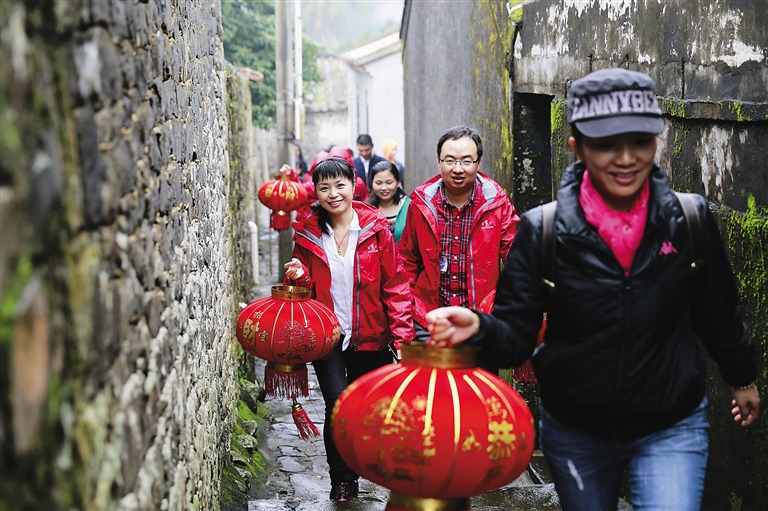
[222,0,323,129]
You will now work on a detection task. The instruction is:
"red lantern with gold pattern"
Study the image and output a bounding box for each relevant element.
[258,176,308,230]
[332,343,535,511]
[478,290,545,384]
[237,286,341,437]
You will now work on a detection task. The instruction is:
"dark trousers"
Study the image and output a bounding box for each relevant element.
[312,341,394,485]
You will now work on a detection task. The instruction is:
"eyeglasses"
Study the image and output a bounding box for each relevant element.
[439,157,478,168]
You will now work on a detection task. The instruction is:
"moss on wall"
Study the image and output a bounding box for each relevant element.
[724,195,768,507]
[509,0,525,25]
[727,101,750,122]
[550,98,567,191]
[220,351,269,510]
[661,98,687,118]
[472,0,515,196]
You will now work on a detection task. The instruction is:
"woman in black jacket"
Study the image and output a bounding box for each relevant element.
[425,69,759,511]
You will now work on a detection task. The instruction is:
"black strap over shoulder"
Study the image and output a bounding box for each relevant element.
[674,192,704,272]
[540,194,702,287]
[541,201,557,289]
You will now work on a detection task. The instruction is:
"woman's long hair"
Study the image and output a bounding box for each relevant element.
[310,157,356,234]
[367,161,406,207]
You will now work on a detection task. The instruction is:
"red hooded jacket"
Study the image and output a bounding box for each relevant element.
[397,172,520,325]
[287,201,414,351]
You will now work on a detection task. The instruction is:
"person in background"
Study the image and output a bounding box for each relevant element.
[382,138,405,189]
[283,157,414,502]
[397,125,520,373]
[367,160,410,244]
[294,143,308,179]
[353,134,386,191]
[425,68,760,511]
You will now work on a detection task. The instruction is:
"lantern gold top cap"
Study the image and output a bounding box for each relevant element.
[271,285,311,301]
[401,343,480,369]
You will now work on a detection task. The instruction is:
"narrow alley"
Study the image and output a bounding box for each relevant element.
[243,208,596,511]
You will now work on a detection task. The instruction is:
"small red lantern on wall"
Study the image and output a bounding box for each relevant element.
[478,290,545,384]
[258,176,308,230]
[237,286,341,437]
[332,344,535,510]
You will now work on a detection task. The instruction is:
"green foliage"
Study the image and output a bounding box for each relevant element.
[222,0,323,128]
[301,37,324,86]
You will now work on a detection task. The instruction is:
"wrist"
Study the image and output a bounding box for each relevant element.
[733,382,756,392]
[472,312,481,336]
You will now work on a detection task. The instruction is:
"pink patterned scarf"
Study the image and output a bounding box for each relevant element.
[579,170,650,275]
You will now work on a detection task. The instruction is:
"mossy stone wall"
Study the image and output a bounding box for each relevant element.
[0,1,255,509]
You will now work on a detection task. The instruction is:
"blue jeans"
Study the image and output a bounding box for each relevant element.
[313,341,394,485]
[539,398,709,511]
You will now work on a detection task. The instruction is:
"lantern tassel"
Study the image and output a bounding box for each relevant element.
[291,399,320,439]
[265,363,309,399]
[513,360,537,383]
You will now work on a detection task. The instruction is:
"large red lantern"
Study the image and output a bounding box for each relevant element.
[237,286,341,436]
[258,176,308,230]
[478,290,545,384]
[332,344,535,510]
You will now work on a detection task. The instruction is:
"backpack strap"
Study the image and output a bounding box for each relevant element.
[674,192,704,272]
[541,201,558,289]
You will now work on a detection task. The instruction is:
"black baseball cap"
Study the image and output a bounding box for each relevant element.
[567,68,663,138]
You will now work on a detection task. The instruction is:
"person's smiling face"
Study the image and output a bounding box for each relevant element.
[316,175,354,216]
[372,170,399,202]
[570,132,657,212]
[437,136,480,198]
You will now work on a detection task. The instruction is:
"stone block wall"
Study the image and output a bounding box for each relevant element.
[0,1,255,509]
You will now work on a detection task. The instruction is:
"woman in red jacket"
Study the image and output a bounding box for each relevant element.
[283,157,414,502]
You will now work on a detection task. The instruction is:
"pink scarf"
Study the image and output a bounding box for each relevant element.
[579,170,650,275]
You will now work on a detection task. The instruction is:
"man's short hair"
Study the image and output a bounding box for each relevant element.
[436,126,483,159]
[356,134,373,146]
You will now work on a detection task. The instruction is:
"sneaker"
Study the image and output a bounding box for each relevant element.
[329,480,359,501]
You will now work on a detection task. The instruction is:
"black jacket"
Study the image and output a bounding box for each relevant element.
[472,162,756,441]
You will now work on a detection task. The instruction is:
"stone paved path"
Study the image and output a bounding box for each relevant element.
[247,360,390,510]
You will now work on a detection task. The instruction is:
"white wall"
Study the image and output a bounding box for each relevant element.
[365,52,405,163]
[348,51,405,164]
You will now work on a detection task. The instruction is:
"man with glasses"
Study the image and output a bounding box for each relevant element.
[398,126,520,370]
